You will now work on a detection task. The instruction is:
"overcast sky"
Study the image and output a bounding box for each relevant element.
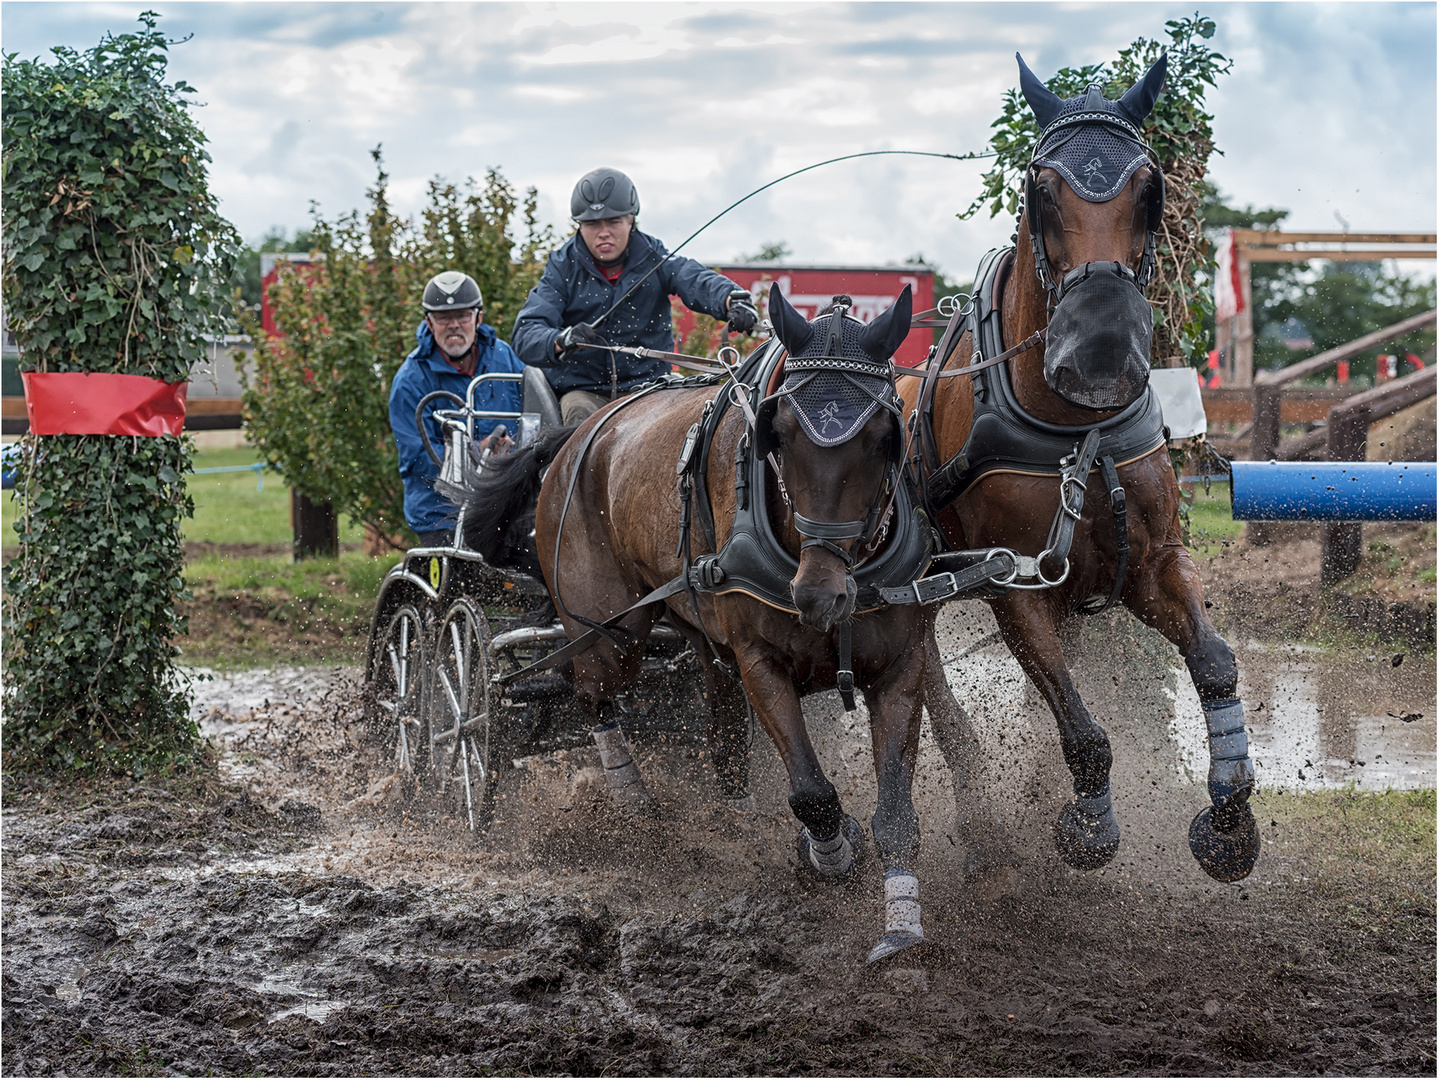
[4,1,1435,281]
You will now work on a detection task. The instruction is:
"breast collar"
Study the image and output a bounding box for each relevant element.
[924,246,1169,512]
[686,340,932,615]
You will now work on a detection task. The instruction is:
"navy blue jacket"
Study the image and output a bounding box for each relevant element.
[511,229,737,396]
[388,320,524,534]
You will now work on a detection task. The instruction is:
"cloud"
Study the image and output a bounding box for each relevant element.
[1,1,1432,281]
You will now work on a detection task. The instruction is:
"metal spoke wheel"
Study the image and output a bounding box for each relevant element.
[366,603,431,791]
[428,598,499,832]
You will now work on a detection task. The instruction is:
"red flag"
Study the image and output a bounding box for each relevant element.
[22,372,188,436]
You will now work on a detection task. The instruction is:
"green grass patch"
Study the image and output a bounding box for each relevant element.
[1183,485,1243,556]
[3,446,369,549]
[183,447,366,545]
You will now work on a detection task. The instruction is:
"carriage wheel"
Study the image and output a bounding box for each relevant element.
[367,603,431,791]
[429,598,499,831]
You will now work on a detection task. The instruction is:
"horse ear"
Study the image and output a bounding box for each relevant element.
[768,282,815,354]
[1118,53,1166,123]
[1017,53,1064,129]
[857,285,912,362]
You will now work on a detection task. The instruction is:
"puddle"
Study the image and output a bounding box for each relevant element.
[1246,654,1434,790]
[254,976,351,1025]
[932,606,1434,794]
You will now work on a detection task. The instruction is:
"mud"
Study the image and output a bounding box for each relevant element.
[5,598,1435,1076]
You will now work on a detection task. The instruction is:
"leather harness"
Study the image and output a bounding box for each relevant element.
[909,245,1171,614]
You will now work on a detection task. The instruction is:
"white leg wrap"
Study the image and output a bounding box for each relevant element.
[805,827,854,875]
[884,873,923,938]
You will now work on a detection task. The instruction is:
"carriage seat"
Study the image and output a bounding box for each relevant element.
[522,366,563,428]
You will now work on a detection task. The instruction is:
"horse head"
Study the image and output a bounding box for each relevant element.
[763,282,911,631]
[1017,52,1168,411]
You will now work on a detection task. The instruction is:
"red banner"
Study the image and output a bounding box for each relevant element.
[22,372,188,436]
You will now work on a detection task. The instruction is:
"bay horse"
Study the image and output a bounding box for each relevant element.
[453,284,945,964]
[902,53,1260,883]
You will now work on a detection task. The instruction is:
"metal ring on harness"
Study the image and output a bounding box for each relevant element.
[1027,549,1071,588]
[985,546,1021,587]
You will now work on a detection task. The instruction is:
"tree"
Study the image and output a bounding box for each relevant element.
[742,240,791,262]
[1199,186,1436,381]
[2,13,239,769]
[959,13,1232,366]
[240,151,553,545]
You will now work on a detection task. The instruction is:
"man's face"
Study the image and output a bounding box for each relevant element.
[427,307,481,359]
[578,215,633,263]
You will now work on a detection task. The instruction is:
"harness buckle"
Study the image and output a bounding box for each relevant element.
[1059,471,1087,519]
[910,572,959,605]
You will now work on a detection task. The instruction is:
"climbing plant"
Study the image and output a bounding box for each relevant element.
[240,151,552,544]
[1,13,239,769]
[960,13,1232,366]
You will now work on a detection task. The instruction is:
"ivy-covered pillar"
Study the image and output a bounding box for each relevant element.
[1,16,238,769]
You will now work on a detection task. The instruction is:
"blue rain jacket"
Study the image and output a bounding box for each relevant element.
[389,319,524,534]
[511,229,737,396]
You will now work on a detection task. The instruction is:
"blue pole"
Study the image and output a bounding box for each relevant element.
[1230,461,1437,522]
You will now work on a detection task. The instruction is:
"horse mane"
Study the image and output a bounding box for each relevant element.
[435,424,577,574]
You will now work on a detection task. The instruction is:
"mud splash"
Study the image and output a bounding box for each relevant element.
[3,610,1434,1075]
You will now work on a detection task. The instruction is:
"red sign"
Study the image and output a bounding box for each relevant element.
[675,265,935,367]
[258,253,320,338]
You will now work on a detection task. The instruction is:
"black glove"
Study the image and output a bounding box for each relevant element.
[725,289,759,334]
[556,322,602,354]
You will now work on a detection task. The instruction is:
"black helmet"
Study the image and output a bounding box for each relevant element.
[422,270,483,312]
[570,167,640,222]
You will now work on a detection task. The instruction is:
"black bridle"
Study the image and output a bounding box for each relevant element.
[1023,108,1166,313]
[751,301,907,568]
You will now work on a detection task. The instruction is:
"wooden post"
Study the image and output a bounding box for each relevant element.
[1232,248,1254,387]
[291,489,338,560]
[1245,383,1283,546]
[1320,406,1369,584]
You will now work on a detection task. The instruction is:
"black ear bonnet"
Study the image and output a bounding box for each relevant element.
[757,284,911,458]
[1017,53,1167,296]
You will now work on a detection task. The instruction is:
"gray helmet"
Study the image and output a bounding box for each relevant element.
[422,270,483,312]
[570,167,640,222]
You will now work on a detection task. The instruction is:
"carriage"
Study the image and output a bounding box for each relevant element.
[361,367,704,832]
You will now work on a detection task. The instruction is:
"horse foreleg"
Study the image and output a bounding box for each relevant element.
[863,648,932,965]
[1126,547,1260,882]
[993,594,1120,870]
[573,634,654,809]
[737,648,863,880]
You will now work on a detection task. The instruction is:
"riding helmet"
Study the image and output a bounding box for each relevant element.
[570,168,640,222]
[422,271,483,311]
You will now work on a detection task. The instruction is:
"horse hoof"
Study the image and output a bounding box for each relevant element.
[866,930,932,966]
[1053,791,1120,871]
[796,814,866,881]
[1189,804,1260,882]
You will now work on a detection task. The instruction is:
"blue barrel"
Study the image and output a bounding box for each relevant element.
[1230,461,1437,522]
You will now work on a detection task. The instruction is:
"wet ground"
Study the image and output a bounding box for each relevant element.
[3,603,1435,1076]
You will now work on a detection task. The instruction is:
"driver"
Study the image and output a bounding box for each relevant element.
[388,271,524,547]
[512,167,759,424]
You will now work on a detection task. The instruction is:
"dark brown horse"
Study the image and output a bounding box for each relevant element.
[457,284,943,963]
[902,53,1260,883]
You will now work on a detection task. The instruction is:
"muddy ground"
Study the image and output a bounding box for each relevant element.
[3,532,1436,1077]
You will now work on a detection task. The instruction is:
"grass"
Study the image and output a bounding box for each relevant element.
[1183,485,1244,555]
[180,548,404,669]
[2,446,367,549]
